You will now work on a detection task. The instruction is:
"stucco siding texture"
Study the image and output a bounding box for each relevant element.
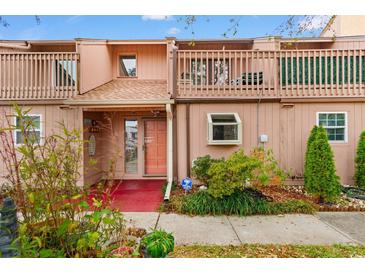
[177,102,365,185]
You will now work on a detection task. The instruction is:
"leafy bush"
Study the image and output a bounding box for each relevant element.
[0,106,125,257]
[354,131,365,188]
[191,155,221,182]
[304,126,341,203]
[250,148,287,186]
[207,151,260,198]
[192,149,287,199]
[140,229,174,258]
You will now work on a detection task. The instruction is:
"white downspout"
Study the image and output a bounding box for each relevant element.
[164,103,173,201]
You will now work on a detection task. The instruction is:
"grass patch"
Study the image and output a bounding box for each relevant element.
[165,188,316,216]
[268,199,317,214]
[169,244,365,258]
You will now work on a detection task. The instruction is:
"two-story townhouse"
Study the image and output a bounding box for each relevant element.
[2,35,365,202]
[0,38,175,197]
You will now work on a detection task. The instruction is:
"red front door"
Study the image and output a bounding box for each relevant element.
[144,120,167,176]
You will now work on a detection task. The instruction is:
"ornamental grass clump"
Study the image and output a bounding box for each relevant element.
[304,126,341,203]
[354,131,365,188]
[179,188,315,216]
[180,188,271,216]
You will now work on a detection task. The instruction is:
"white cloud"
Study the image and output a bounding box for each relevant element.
[142,15,173,21]
[166,27,180,35]
[298,15,331,31]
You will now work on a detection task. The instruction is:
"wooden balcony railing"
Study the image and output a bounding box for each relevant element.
[176,49,365,98]
[0,52,79,100]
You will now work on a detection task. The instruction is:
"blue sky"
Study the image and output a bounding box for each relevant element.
[0,15,326,40]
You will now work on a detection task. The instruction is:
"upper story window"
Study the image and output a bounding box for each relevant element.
[207,113,242,145]
[14,114,42,145]
[317,112,347,143]
[119,55,137,77]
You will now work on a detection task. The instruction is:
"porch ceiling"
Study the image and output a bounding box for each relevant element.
[67,79,173,105]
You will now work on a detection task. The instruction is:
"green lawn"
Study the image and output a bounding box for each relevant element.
[169,244,365,258]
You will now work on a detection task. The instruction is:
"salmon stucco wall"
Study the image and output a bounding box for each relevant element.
[176,102,365,185]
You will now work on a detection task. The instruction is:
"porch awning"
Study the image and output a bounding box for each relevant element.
[66,79,174,106]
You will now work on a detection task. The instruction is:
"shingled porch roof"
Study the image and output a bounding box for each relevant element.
[67,79,173,105]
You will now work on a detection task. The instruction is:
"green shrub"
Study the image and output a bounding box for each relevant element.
[250,147,287,185]
[206,150,260,198]
[354,131,365,188]
[191,155,221,182]
[304,126,341,203]
[304,126,318,191]
[0,106,125,258]
[140,229,174,258]
[204,149,287,199]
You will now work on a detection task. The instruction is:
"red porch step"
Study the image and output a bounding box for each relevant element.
[110,179,165,212]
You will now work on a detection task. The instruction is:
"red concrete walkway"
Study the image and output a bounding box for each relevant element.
[110,179,165,212]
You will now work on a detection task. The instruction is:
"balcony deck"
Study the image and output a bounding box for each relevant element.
[0,52,79,100]
[176,49,365,99]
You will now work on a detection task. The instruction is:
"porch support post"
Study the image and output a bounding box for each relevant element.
[164,103,173,201]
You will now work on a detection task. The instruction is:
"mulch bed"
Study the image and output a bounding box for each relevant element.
[259,185,365,212]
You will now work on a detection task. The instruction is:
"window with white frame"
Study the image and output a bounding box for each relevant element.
[207,113,242,145]
[317,112,347,142]
[14,114,42,145]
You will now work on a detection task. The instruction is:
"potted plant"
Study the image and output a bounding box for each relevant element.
[139,229,174,258]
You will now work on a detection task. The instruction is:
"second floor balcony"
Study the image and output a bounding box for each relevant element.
[2,47,365,101]
[176,49,365,99]
[0,52,79,100]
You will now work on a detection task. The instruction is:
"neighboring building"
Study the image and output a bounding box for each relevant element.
[2,33,365,199]
[321,15,365,37]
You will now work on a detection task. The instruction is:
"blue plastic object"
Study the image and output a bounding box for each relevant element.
[181,177,193,192]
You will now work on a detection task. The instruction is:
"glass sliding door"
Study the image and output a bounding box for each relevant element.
[125,120,138,173]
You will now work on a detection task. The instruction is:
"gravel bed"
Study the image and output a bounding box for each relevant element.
[283,185,365,212]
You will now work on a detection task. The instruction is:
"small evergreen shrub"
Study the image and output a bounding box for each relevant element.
[354,131,365,188]
[304,126,319,192]
[304,126,341,203]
